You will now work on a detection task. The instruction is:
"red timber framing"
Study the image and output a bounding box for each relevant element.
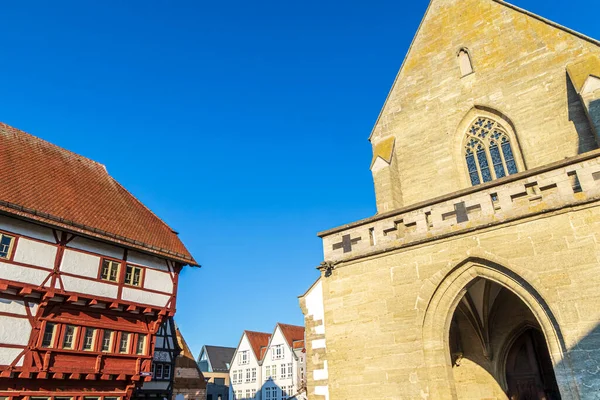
[0,224,186,399]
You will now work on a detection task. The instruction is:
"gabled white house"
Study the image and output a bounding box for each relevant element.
[229,325,306,400]
[229,330,270,400]
[261,324,306,400]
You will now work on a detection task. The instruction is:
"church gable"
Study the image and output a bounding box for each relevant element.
[370,0,600,210]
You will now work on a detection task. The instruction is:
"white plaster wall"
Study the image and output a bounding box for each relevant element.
[315,385,329,400]
[121,287,170,307]
[61,275,118,299]
[60,249,100,278]
[128,250,168,272]
[13,238,57,269]
[305,280,324,322]
[143,268,173,293]
[0,348,24,367]
[231,334,262,396]
[0,298,30,315]
[0,316,30,346]
[68,236,123,259]
[0,261,49,286]
[263,327,296,391]
[0,215,55,243]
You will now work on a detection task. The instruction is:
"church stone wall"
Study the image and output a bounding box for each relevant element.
[320,202,600,399]
[370,0,600,211]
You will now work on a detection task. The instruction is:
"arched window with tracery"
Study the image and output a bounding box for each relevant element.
[464,117,518,186]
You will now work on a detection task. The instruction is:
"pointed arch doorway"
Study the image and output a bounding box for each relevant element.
[421,260,577,400]
[448,278,561,400]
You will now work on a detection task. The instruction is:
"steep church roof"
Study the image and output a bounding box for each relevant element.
[0,122,197,266]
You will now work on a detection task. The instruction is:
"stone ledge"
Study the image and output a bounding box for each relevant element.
[321,151,600,263]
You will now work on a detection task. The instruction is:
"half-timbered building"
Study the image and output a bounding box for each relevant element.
[0,123,198,400]
[133,318,180,400]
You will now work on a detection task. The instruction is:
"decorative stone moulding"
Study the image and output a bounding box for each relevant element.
[320,150,600,263]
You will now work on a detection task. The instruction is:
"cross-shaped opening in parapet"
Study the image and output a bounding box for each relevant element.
[332,234,361,253]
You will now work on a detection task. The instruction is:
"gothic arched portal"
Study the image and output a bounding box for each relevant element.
[420,259,578,400]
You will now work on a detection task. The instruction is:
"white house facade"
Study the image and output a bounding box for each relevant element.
[229,331,268,400]
[229,325,305,400]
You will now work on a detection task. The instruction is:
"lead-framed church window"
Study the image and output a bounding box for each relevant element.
[464,117,518,185]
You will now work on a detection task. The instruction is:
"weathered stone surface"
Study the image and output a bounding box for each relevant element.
[300,0,600,398]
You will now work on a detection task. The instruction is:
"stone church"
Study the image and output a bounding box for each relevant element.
[300,0,600,399]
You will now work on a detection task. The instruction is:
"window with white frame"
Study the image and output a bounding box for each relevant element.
[287,363,293,378]
[251,389,256,398]
[272,344,284,360]
[232,370,237,384]
[239,350,249,365]
[245,390,250,399]
[245,368,251,383]
[282,386,289,400]
[251,367,257,382]
[280,364,286,378]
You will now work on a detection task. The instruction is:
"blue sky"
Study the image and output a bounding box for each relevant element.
[0,0,597,356]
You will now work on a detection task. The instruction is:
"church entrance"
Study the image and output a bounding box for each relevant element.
[448,278,562,400]
[505,328,561,400]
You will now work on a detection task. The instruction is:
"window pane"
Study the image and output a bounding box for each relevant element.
[163,364,171,379]
[119,333,130,353]
[42,323,55,347]
[155,363,163,379]
[489,143,506,179]
[109,262,119,281]
[63,325,76,349]
[465,153,480,186]
[501,140,518,175]
[133,268,141,286]
[476,148,492,183]
[137,334,146,354]
[0,235,14,259]
[83,328,96,351]
[102,330,113,352]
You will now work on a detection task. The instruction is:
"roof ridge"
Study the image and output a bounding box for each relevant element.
[0,122,107,170]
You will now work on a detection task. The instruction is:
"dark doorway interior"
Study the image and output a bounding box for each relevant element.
[505,328,561,400]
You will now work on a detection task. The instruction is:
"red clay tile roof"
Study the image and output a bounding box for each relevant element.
[278,323,305,348]
[292,340,305,350]
[0,122,197,265]
[245,331,271,361]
